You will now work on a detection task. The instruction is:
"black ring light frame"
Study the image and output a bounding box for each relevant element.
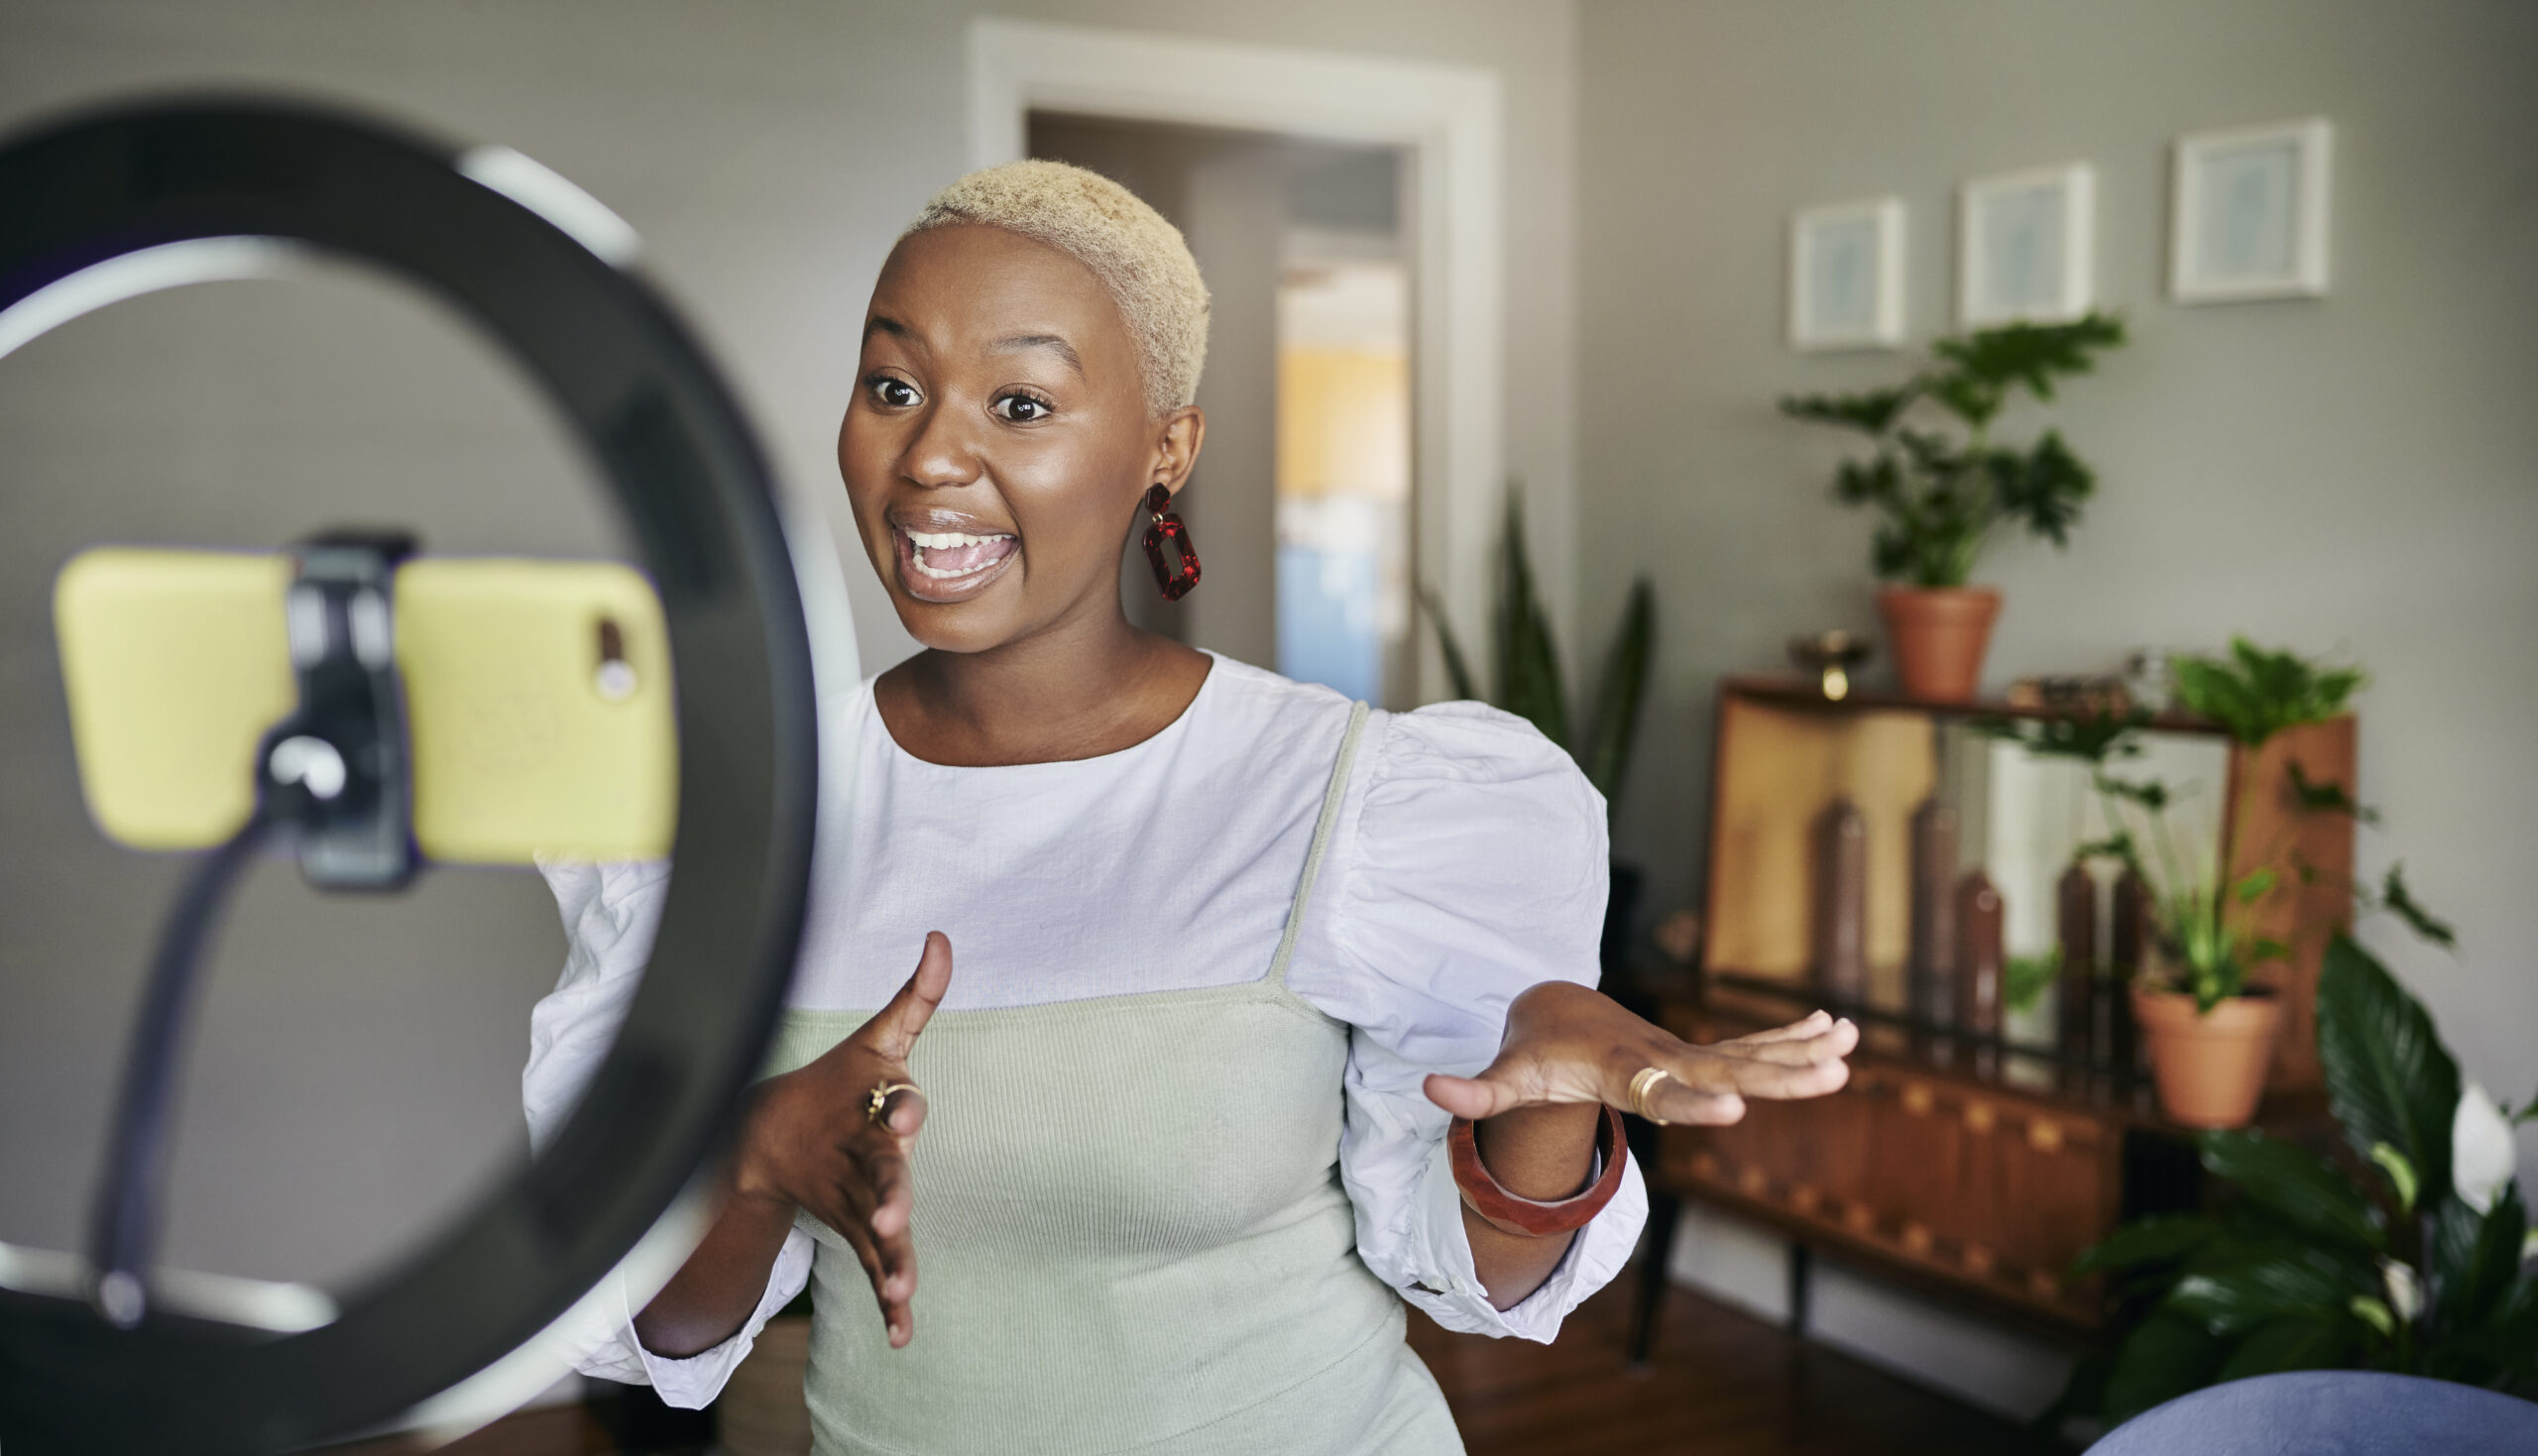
[0,100,817,1453]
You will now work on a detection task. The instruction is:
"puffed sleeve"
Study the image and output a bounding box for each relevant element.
[1287,702,1648,1342]
[522,856,814,1407]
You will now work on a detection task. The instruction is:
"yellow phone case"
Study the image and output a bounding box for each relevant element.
[54,548,677,863]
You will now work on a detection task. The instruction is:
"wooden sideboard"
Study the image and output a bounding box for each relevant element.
[1619,676,2355,1350]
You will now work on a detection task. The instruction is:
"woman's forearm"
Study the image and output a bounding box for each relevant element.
[632,1174,799,1359]
[1461,1100,1602,1309]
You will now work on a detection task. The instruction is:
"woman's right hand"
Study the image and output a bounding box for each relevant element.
[734,932,952,1348]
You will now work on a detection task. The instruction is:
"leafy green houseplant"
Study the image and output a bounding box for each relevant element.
[1781,311,2126,701]
[1426,491,1655,967]
[2058,935,2538,1428]
[2091,638,2372,1128]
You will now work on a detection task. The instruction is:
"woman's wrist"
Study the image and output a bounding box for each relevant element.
[1471,1101,1601,1200]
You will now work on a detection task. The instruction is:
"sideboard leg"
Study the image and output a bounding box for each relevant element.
[1627,1186,1681,1366]
[1787,1240,1814,1338]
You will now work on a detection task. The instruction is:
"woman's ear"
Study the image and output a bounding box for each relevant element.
[1147,406,1206,498]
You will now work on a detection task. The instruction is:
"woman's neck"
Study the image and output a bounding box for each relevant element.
[875,601,1212,767]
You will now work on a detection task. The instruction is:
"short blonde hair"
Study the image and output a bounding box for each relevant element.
[903,160,1211,416]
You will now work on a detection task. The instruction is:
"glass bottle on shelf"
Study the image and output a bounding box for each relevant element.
[1813,796,1868,1007]
[1908,797,1958,1030]
[1955,868,2005,1044]
[2108,864,2151,1076]
[2056,858,2098,1057]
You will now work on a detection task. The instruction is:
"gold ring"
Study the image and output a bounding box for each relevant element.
[865,1081,921,1123]
[1628,1066,1674,1126]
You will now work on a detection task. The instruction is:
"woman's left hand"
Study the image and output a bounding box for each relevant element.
[1424,981,1857,1127]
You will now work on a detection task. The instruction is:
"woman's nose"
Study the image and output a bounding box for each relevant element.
[899,401,981,490]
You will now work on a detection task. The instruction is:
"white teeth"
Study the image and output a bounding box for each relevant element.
[904,529,1011,548]
[913,554,996,580]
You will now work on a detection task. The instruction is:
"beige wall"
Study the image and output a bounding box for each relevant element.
[0,0,1576,1294]
[1576,0,2538,1182]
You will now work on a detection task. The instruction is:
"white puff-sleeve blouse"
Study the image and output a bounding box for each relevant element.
[521,654,1646,1408]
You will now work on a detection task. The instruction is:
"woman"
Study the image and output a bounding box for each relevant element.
[525,161,1856,1455]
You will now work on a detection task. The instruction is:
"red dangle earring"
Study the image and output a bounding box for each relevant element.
[1141,484,1201,601]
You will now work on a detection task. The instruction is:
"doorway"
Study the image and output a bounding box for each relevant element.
[971,17,1506,707]
[1029,115,1414,705]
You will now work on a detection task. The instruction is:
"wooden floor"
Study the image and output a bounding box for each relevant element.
[1409,1265,2064,1456]
[335,1263,2060,1455]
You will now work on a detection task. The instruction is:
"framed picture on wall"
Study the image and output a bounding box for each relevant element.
[1788,196,1905,350]
[1957,163,2094,326]
[2170,117,2332,302]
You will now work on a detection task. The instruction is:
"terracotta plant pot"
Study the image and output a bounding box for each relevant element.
[2132,985,2284,1129]
[1876,585,2002,702]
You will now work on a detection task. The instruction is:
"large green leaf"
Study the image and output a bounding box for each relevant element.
[2198,1130,2386,1253]
[1987,428,2095,547]
[2168,637,2364,747]
[2431,1180,2528,1334]
[1579,578,1654,807]
[2214,1315,2360,1383]
[2318,935,2461,1211]
[2074,1213,2219,1275]
[2102,1313,2225,1424]
[2165,1241,2376,1337]
[1930,310,2128,405]
[1781,385,1917,436]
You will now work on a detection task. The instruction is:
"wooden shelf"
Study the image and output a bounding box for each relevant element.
[1717,673,2226,735]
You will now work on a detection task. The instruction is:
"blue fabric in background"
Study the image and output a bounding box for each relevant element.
[2087,1371,2538,1455]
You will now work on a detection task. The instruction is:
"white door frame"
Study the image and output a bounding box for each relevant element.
[969,17,1503,703]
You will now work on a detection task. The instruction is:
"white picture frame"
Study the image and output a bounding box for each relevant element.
[2171,117,2332,303]
[1788,197,1905,350]
[1957,162,2095,326]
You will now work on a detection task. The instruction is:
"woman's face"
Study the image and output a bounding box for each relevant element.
[840,223,1200,654]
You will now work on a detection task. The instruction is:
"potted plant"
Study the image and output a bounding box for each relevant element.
[2054,932,2535,1431]
[1780,311,2125,701]
[1427,489,1655,968]
[2096,639,2369,1127]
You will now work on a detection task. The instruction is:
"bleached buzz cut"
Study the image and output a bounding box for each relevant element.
[903,160,1211,417]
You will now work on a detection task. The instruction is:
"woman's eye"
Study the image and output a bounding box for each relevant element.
[992,392,1052,423]
[868,377,918,408]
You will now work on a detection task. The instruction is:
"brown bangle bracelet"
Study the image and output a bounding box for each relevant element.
[1448,1105,1629,1238]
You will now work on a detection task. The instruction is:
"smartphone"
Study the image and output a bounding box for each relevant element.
[53,547,677,863]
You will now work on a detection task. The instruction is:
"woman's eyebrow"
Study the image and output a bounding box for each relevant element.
[991,332,1085,379]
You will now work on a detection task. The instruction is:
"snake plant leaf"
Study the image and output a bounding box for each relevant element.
[1579,578,1654,807]
[2164,1242,2377,1337]
[2431,1179,2527,1334]
[2198,1130,2388,1254]
[2319,935,2460,1212]
[2101,1312,2225,1424]
[1418,585,1479,703]
[2214,1314,2360,1384]
[1491,492,1569,749]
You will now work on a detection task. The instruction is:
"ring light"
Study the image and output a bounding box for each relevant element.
[0,98,818,1454]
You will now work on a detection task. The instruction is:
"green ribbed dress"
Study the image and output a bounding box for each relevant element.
[759,704,1465,1456]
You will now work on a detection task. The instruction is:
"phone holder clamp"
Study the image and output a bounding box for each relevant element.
[259,529,420,891]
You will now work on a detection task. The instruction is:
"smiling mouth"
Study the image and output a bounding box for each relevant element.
[894,525,1018,601]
